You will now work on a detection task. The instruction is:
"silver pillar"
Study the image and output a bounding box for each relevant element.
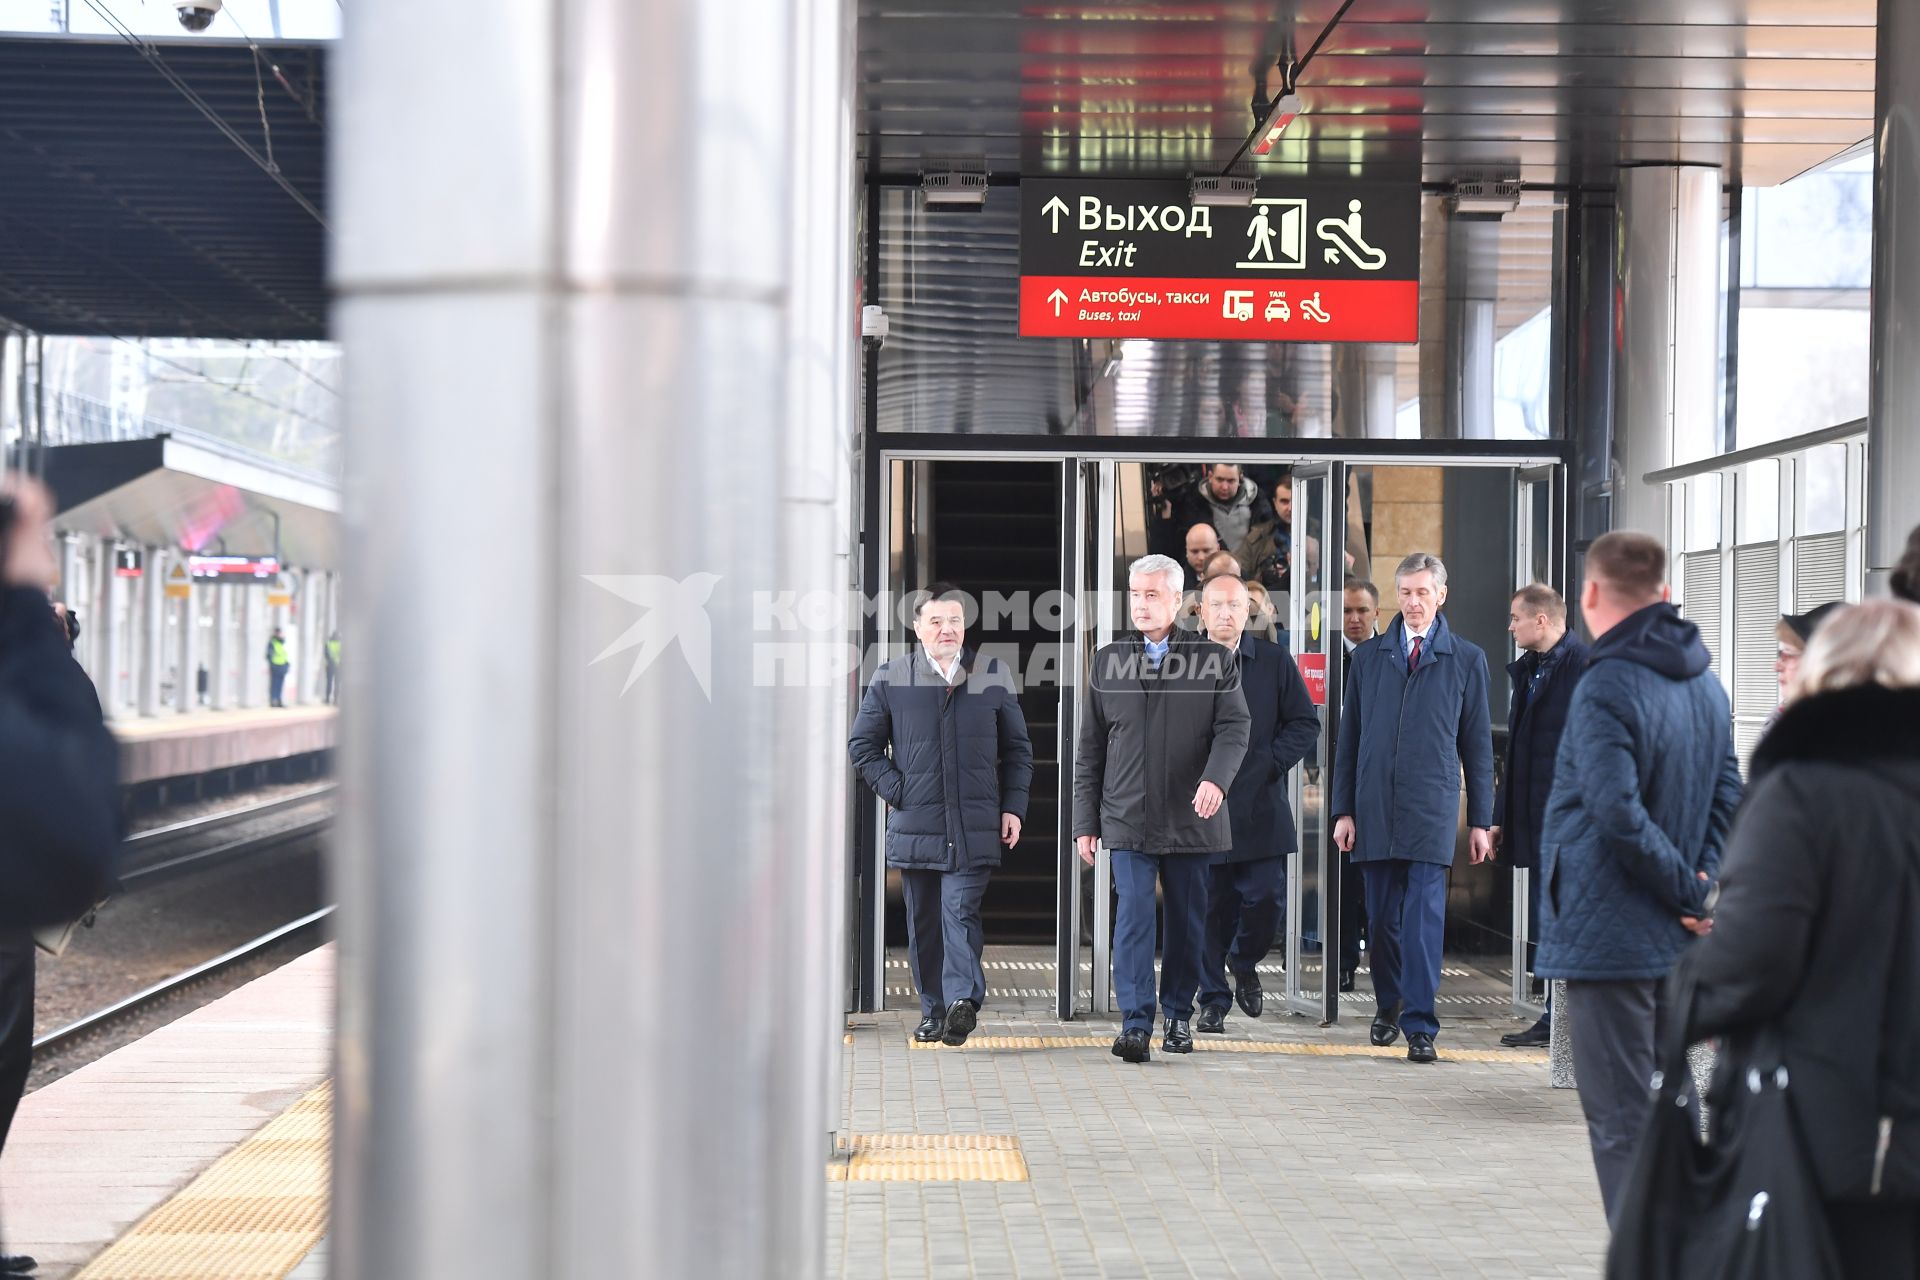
[331,1,854,1277]
[239,587,262,708]
[138,547,165,716]
[207,584,228,711]
[1331,345,1400,439]
[101,542,126,719]
[1614,165,1721,537]
[1442,215,1500,440]
[178,575,199,713]
[1870,0,1920,585]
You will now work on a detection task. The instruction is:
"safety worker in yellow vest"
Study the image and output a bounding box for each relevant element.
[324,632,341,705]
[267,627,291,707]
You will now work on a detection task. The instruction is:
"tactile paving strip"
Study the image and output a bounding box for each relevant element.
[908,1035,1547,1065]
[828,1133,1029,1183]
[75,1082,331,1280]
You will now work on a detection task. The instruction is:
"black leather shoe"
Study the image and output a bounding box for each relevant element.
[1162,1019,1194,1053]
[914,1011,947,1042]
[1194,1005,1228,1034]
[1112,1028,1152,1063]
[1501,1018,1551,1048]
[1369,1004,1401,1048]
[1233,970,1264,1019]
[941,999,978,1047]
[1338,968,1357,993]
[1,1254,35,1274]
[1406,1031,1437,1064]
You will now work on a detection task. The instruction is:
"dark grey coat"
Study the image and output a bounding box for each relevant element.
[847,648,1033,872]
[1073,633,1251,856]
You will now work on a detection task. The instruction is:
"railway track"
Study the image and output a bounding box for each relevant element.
[119,784,335,888]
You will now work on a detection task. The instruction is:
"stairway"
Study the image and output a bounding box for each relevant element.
[927,460,1062,944]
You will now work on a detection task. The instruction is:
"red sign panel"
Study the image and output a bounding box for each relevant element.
[1019,277,1418,343]
[1297,652,1328,706]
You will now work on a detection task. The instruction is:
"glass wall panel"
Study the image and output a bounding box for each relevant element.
[874,186,1561,438]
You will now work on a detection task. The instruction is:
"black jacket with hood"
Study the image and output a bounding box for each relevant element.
[1685,683,1920,1204]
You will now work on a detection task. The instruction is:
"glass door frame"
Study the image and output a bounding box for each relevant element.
[1509,462,1567,1019]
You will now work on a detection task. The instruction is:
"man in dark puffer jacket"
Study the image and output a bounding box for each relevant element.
[849,583,1033,1047]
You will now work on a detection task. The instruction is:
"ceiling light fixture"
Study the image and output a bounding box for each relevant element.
[1249,92,1303,157]
[1190,176,1257,207]
[920,156,990,208]
[1448,178,1524,219]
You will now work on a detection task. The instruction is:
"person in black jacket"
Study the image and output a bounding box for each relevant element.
[1194,575,1318,1031]
[1075,554,1250,1064]
[848,583,1033,1047]
[1491,584,1589,1048]
[1683,598,1920,1277]
[0,477,120,1276]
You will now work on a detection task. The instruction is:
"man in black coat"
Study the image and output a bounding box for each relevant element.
[1075,555,1250,1064]
[1194,576,1319,1031]
[1491,583,1589,1048]
[848,583,1033,1047]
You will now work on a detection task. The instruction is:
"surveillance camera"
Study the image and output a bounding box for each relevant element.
[174,0,222,31]
[861,305,890,352]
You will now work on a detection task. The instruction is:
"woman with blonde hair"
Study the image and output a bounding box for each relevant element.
[1680,599,1920,1275]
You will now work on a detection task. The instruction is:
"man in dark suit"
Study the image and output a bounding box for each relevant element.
[1491,583,1589,1048]
[1336,576,1380,991]
[1194,576,1319,1031]
[1332,552,1495,1064]
[1075,555,1249,1064]
[848,583,1034,1047]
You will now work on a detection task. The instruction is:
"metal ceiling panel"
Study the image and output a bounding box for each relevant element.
[0,36,328,340]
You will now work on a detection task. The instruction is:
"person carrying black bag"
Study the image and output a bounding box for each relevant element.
[1611,599,1920,1279]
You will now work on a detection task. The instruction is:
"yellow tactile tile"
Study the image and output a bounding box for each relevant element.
[827,1133,1029,1182]
[907,1034,1547,1065]
[75,1082,331,1280]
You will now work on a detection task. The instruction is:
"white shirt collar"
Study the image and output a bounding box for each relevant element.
[924,650,963,685]
[1404,620,1434,642]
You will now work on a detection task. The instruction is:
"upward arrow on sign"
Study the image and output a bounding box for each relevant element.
[1042,196,1069,233]
[1048,288,1068,317]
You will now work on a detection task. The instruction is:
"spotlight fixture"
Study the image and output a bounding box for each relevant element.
[1249,92,1303,157]
[1190,176,1257,207]
[1448,178,1524,219]
[920,157,990,208]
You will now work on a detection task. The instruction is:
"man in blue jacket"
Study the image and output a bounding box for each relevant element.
[1536,531,1742,1220]
[1332,552,1495,1064]
[1492,584,1589,1048]
[1195,575,1320,1031]
[848,583,1034,1048]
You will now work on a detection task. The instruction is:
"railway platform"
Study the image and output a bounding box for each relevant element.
[113,707,336,790]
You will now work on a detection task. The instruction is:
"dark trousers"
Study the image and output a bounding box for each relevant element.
[1198,858,1283,1011]
[1362,858,1447,1038]
[1566,977,1674,1222]
[0,931,34,1160]
[269,663,289,705]
[900,866,991,1019]
[324,666,338,704]
[1339,849,1367,973]
[1111,849,1209,1033]
[1828,1201,1920,1280]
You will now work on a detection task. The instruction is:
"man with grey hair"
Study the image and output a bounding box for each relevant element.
[1076,554,1250,1063]
[1332,551,1494,1064]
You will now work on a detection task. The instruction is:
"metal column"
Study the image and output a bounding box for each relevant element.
[1869,0,1920,586]
[138,547,165,716]
[239,587,262,708]
[1442,215,1500,440]
[207,584,228,711]
[330,1,854,1277]
[179,574,199,713]
[1614,166,1722,537]
[101,542,126,719]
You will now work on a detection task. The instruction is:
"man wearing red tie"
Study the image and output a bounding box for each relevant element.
[1331,552,1495,1064]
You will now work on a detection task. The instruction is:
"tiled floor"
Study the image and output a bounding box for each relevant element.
[831,946,1602,1279]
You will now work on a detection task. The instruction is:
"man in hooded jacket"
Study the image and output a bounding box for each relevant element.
[1536,530,1743,1221]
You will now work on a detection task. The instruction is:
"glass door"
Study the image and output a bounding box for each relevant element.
[1285,461,1345,1022]
[1509,463,1564,1018]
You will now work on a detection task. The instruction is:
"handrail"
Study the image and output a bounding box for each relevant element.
[1643,417,1866,486]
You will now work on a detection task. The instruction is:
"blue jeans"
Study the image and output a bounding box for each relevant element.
[1111,849,1210,1033]
[269,664,289,705]
[1362,859,1447,1039]
[900,866,991,1018]
[1198,858,1283,1011]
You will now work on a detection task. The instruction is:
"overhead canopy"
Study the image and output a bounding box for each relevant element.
[0,35,328,340]
[46,434,339,570]
[857,1,1875,186]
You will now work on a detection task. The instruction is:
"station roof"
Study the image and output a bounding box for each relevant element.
[0,35,328,341]
[46,434,339,571]
[857,1,1876,188]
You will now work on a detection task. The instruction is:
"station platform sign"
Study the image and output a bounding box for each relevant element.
[1018,178,1419,343]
